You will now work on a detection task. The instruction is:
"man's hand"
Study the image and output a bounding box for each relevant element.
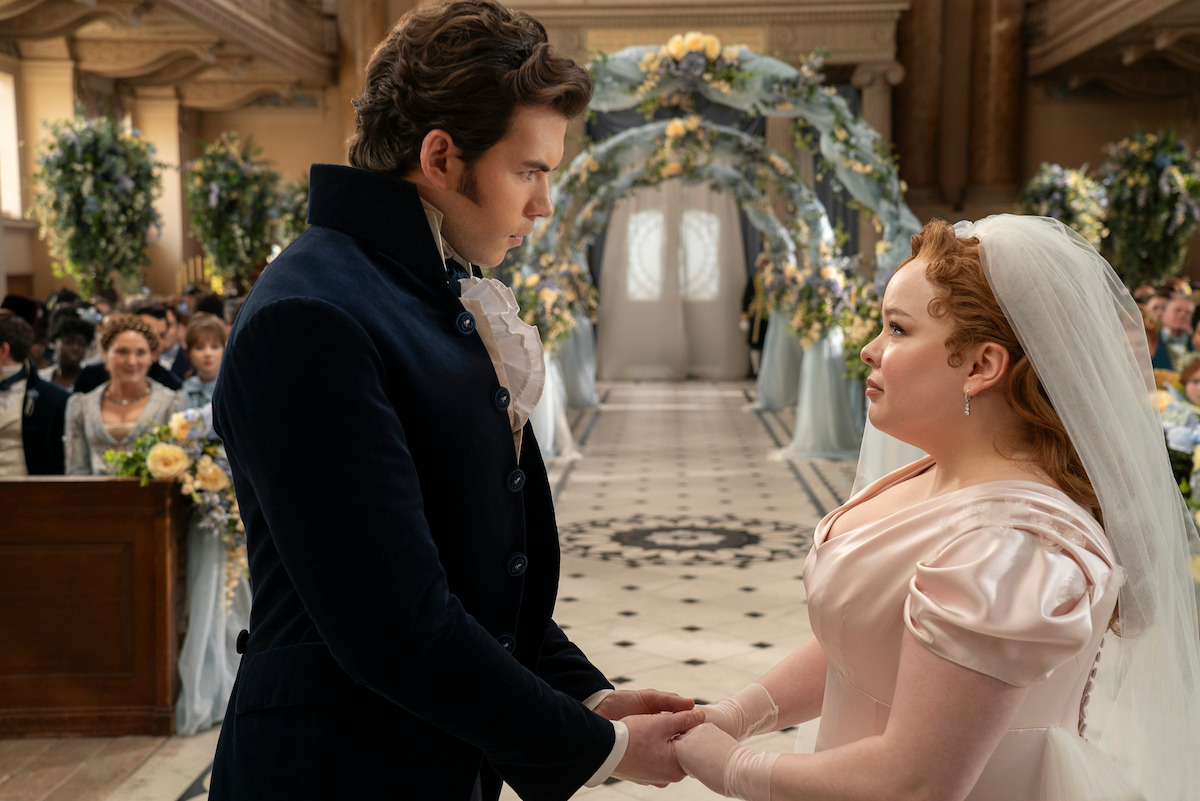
[594,688,695,720]
[612,709,706,787]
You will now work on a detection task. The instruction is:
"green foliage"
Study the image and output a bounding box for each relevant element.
[1100,129,1200,287]
[28,107,163,297]
[185,132,279,288]
[273,177,310,253]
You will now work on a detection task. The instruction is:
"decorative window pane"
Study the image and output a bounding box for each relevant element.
[627,209,664,301]
[679,209,719,301]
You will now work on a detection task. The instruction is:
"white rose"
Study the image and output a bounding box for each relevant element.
[194,455,231,492]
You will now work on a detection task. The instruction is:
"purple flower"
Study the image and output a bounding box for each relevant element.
[679,52,707,79]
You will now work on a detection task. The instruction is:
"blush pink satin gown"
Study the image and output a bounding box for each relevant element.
[803,457,1127,800]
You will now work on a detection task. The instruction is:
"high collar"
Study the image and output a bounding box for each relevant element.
[0,362,27,391]
[307,164,447,278]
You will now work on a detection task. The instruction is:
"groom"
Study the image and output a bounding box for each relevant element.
[209,1,701,799]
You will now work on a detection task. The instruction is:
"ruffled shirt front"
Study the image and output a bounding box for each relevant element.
[420,200,545,457]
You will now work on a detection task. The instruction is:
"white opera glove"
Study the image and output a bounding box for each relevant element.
[699,683,779,742]
[675,723,780,801]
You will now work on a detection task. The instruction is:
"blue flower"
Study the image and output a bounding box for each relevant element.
[1154,153,1172,169]
[679,51,707,79]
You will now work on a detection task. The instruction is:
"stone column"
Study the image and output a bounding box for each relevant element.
[18,58,74,299]
[968,0,1023,197]
[852,61,905,261]
[130,87,185,295]
[894,0,944,195]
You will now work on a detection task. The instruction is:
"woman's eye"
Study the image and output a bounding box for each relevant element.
[889,322,905,335]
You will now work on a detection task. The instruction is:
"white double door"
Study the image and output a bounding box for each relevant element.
[597,179,749,380]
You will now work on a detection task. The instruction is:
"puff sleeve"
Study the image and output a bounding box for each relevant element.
[904,523,1105,687]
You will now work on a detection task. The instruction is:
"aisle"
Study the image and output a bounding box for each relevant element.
[505,380,855,799]
[0,380,858,801]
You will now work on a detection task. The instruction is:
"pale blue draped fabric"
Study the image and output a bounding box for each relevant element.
[531,357,581,462]
[556,310,599,408]
[754,311,803,410]
[175,521,250,735]
[771,327,861,460]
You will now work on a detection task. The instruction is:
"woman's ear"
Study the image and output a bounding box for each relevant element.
[966,341,1011,393]
[418,129,460,191]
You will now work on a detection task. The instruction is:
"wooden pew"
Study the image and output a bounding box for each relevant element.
[0,477,188,737]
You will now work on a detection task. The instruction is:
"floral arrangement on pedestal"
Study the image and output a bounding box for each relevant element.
[1100,129,1200,288]
[185,132,279,293]
[1018,162,1108,248]
[105,406,247,601]
[750,246,859,350]
[29,108,163,298]
[272,177,310,256]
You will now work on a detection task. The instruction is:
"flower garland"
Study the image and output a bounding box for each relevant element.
[1100,129,1200,288]
[510,255,596,352]
[105,406,247,603]
[185,132,279,291]
[1017,163,1108,248]
[29,108,163,298]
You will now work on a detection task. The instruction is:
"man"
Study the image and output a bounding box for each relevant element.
[74,299,183,392]
[155,303,189,379]
[1153,295,1196,371]
[0,309,69,475]
[209,3,701,799]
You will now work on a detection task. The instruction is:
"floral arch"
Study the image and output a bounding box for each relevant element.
[515,32,922,352]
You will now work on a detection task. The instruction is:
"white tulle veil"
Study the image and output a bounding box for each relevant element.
[856,214,1200,799]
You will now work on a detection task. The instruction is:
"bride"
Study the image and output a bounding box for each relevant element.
[674,215,1200,800]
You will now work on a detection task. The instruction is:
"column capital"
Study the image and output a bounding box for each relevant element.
[851,60,905,89]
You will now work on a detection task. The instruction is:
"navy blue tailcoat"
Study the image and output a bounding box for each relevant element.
[210,164,614,800]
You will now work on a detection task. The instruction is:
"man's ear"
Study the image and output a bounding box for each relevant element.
[966,341,1011,393]
[418,129,460,191]
[0,342,10,363]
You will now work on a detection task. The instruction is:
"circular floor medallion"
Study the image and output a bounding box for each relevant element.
[560,514,814,567]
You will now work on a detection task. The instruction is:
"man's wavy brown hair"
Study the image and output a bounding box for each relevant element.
[347,0,592,177]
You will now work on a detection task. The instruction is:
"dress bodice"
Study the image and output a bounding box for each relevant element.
[803,457,1123,800]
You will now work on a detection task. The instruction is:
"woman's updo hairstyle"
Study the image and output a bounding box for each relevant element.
[99,314,158,353]
[901,219,1100,522]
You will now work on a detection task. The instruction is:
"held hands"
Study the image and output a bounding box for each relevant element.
[593,688,697,720]
[699,683,780,742]
[613,707,706,787]
[674,723,780,801]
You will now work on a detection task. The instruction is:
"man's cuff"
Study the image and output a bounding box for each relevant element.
[584,720,628,787]
[581,688,613,711]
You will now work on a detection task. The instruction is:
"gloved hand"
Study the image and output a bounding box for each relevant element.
[674,723,780,801]
[698,683,779,742]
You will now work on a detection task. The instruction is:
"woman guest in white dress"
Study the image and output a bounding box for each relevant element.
[65,314,184,475]
[180,312,225,409]
[674,216,1200,800]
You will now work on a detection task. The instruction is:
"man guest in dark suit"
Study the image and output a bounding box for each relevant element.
[209,2,702,799]
[0,309,69,475]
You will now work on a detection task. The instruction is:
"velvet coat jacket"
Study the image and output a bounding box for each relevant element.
[209,164,615,801]
[7,361,69,474]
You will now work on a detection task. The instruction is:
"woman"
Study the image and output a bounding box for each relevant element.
[180,313,226,409]
[65,314,183,474]
[675,216,1200,800]
[38,304,97,391]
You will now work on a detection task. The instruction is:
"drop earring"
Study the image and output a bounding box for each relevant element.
[964,391,972,416]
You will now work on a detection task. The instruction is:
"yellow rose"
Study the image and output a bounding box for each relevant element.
[683,31,707,54]
[665,119,687,140]
[1158,390,1174,411]
[721,46,740,64]
[685,115,701,131]
[146,443,190,480]
[194,455,231,492]
[660,162,683,178]
[666,35,687,60]
[703,35,721,60]
[526,273,540,287]
[168,412,198,441]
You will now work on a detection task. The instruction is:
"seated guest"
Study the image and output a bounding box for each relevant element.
[0,310,69,475]
[1181,357,1200,406]
[181,313,226,408]
[74,299,183,393]
[1146,290,1171,322]
[38,304,97,391]
[65,314,183,475]
[1154,295,1197,371]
